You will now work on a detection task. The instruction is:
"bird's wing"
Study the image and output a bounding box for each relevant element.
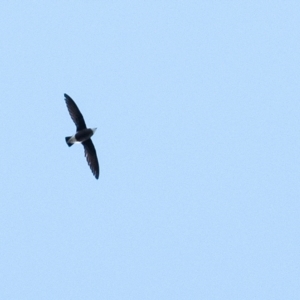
[82,139,99,179]
[64,94,87,131]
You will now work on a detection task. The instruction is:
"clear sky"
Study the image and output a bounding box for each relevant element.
[0,2,299,299]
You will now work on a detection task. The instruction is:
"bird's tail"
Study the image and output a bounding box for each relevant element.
[65,136,74,147]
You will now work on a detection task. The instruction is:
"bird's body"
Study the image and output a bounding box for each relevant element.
[65,128,97,146]
[64,94,99,179]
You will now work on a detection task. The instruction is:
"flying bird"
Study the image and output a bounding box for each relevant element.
[64,93,99,179]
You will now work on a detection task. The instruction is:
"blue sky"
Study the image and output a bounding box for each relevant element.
[0,2,300,299]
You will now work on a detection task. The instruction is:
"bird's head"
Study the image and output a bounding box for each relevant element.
[92,128,97,133]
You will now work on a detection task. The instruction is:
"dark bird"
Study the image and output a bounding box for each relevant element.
[64,93,99,179]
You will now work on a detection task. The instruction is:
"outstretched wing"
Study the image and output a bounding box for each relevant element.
[64,94,87,131]
[82,139,99,179]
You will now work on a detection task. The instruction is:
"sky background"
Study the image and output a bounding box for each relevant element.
[0,2,300,299]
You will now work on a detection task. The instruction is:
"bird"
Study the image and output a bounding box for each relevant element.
[64,93,99,179]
